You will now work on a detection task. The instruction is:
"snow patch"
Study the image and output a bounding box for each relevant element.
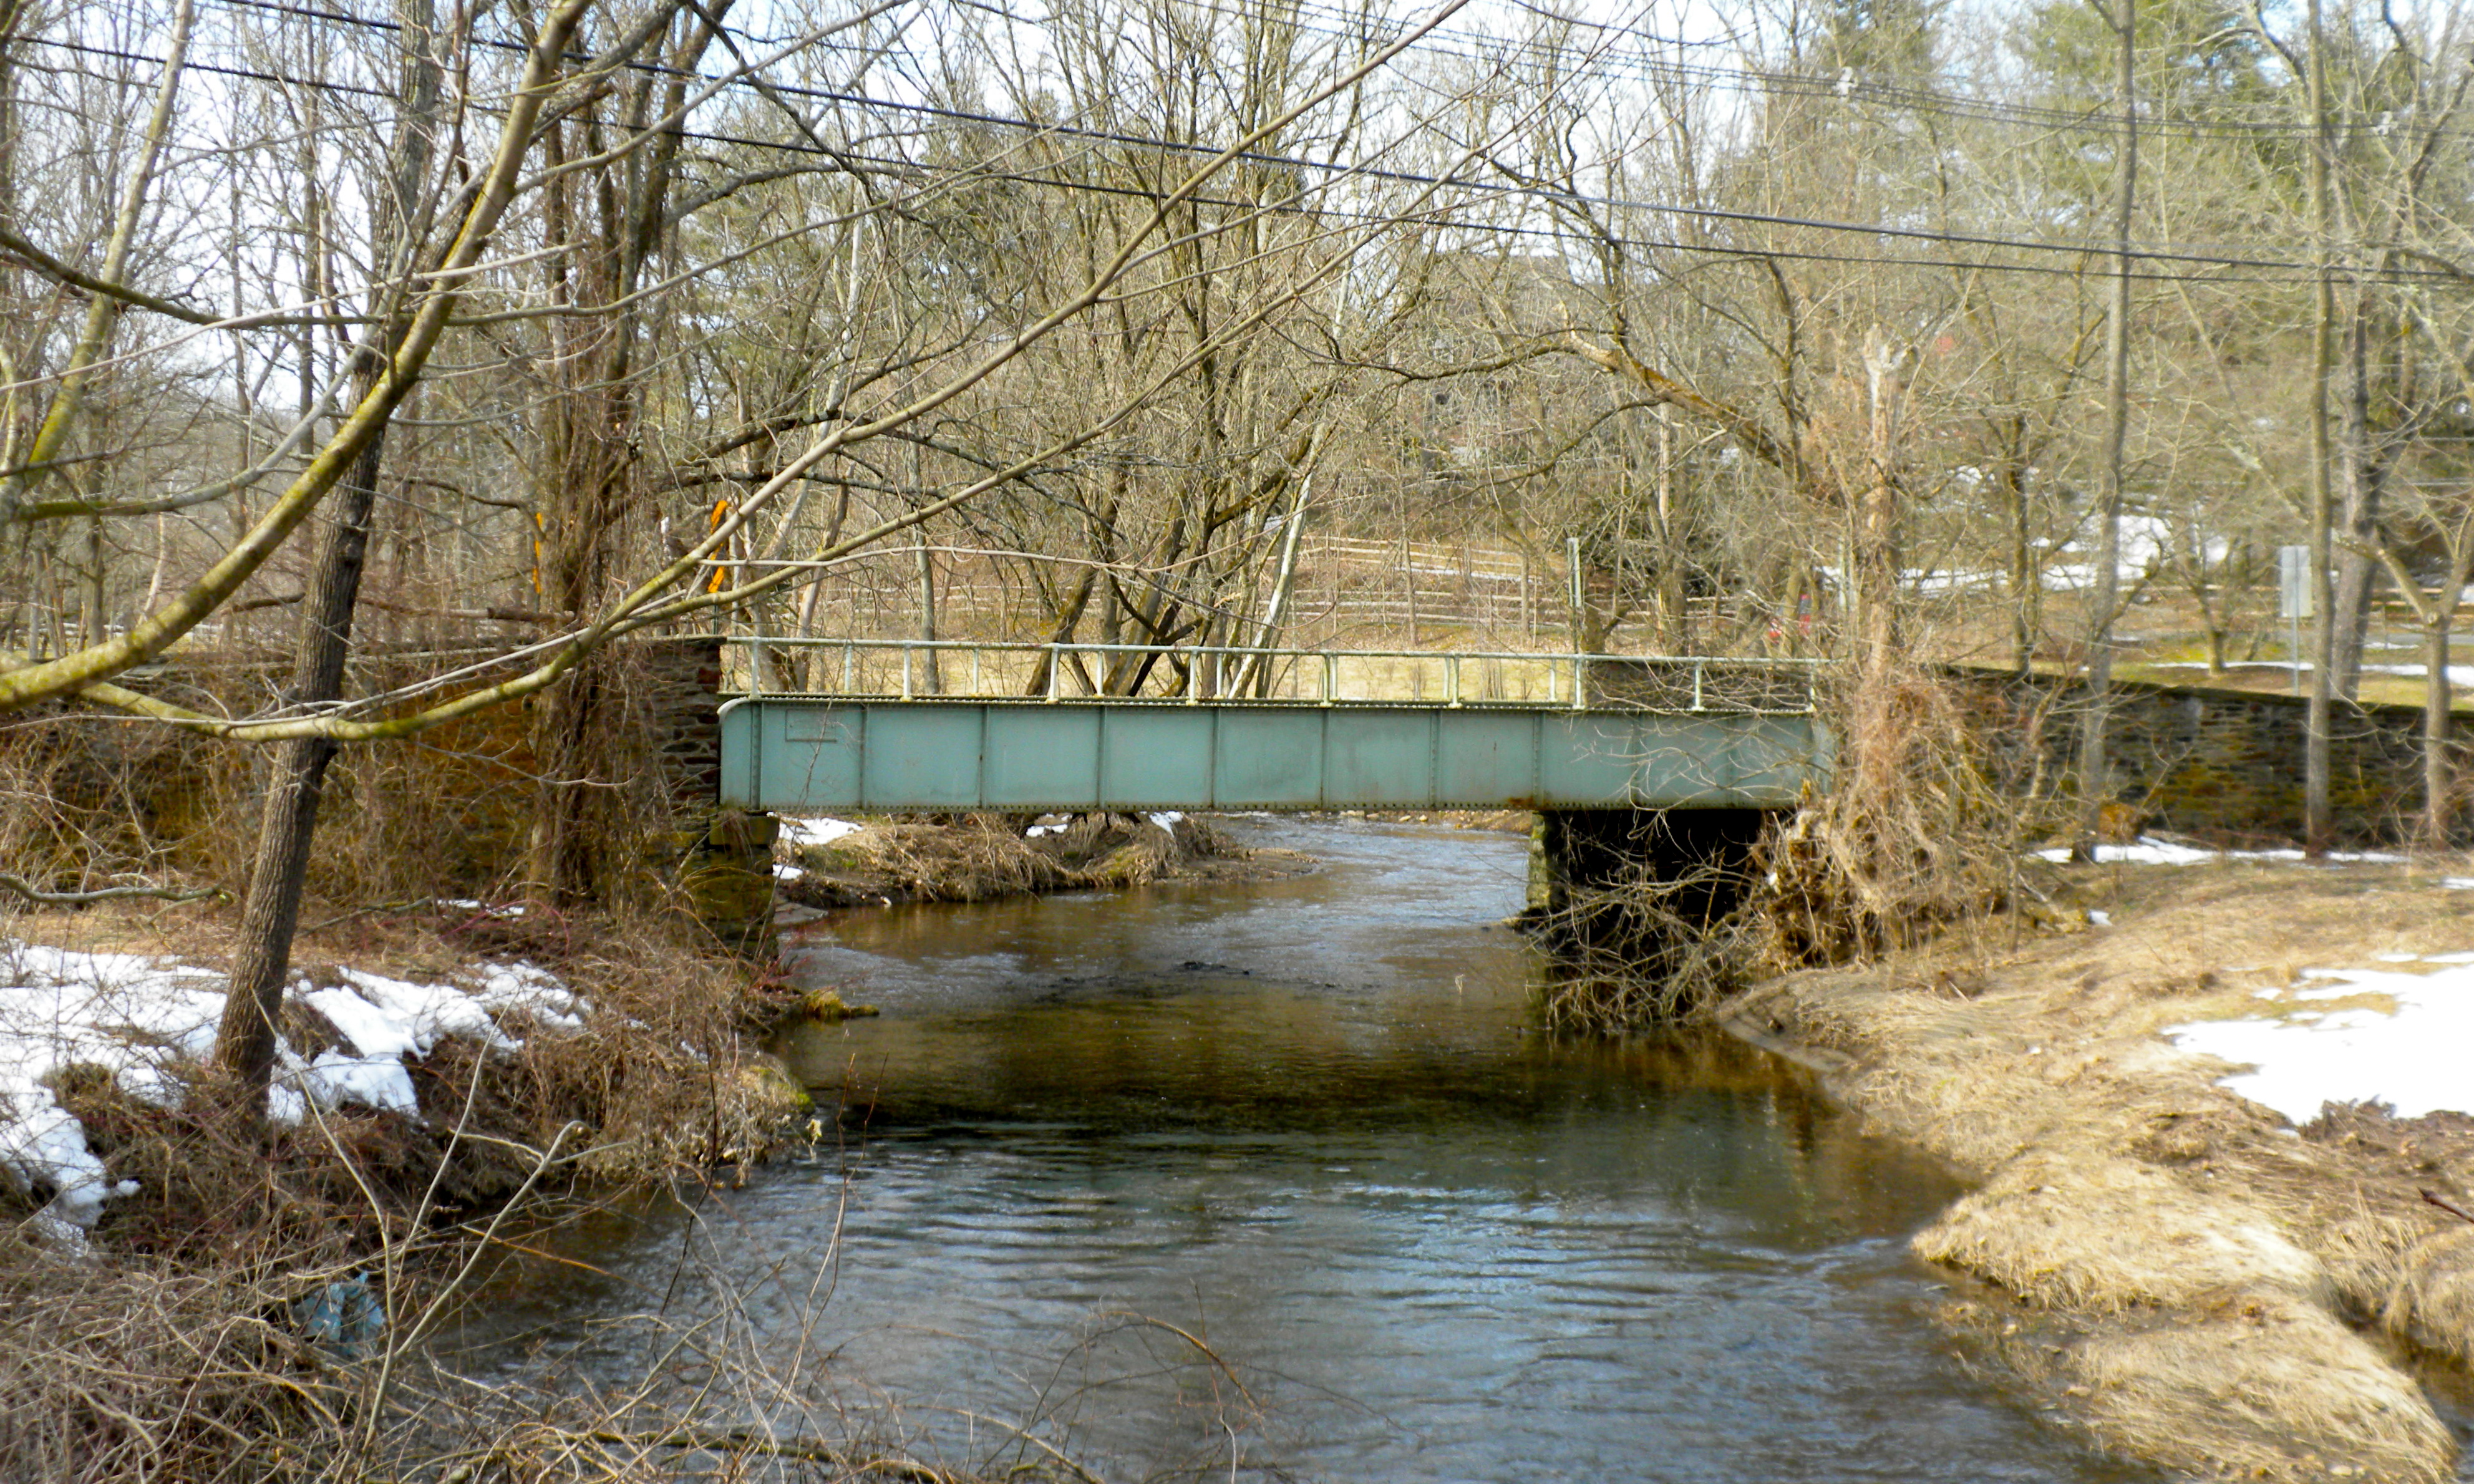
[0,943,580,1229]
[2034,835,2405,866]
[781,817,862,848]
[2164,959,2474,1122]
[1145,812,1185,832]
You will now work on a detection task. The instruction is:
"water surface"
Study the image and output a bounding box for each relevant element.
[467,818,2140,1482]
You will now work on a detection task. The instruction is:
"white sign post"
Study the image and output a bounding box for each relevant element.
[2278,545,2313,696]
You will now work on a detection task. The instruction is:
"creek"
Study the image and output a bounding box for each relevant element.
[459,817,2148,1482]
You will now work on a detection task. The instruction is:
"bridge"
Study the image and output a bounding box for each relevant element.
[717,641,1831,813]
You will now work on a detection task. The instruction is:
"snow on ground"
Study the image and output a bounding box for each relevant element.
[2034,836,2405,866]
[2144,659,2474,687]
[780,817,861,848]
[2362,662,2474,687]
[0,942,581,1230]
[2165,958,2474,1123]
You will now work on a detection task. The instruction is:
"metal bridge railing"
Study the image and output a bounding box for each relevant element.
[722,637,1825,714]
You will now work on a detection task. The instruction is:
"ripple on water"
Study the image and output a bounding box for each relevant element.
[454,819,2148,1483]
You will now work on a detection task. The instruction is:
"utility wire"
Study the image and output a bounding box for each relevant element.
[208,0,2448,145]
[9,20,2460,290]
[29,14,2454,278]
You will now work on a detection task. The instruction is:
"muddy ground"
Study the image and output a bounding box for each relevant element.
[1722,861,2474,1482]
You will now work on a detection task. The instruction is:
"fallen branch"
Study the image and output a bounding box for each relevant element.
[2420,1188,2474,1226]
[0,872,222,905]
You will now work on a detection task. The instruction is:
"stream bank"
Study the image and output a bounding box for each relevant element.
[0,896,812,1482]
[1720,859,2474,1483]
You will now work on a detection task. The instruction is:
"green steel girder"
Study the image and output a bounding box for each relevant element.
[718,697,1828,813]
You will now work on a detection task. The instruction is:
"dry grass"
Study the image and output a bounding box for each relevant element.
[0,661,954,1479]
[1723,858,2474,1482]
[0,1200,1127,1484]
[777,812,1283,910]
[0,1233,328,1483]
[1,647,709,918]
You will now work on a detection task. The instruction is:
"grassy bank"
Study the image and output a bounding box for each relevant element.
[1721,859,2474,1482]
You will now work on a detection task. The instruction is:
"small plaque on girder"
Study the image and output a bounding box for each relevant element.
[785,712,853,744]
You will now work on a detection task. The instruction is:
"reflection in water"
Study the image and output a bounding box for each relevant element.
[456,818,2142,1482]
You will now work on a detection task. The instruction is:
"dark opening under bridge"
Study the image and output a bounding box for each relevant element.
[717,641,1833,814]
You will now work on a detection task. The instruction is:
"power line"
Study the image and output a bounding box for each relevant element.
[1242,0,2336,141]
[8,22,2457,291]
[76,6,2453,277]
[712,0,2445,146]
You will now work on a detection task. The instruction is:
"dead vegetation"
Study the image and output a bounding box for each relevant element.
[1536,850,1765,1028]
[0,1181,1126,1484]
[1534,664,2069,1028]
[0,695,1294,1480]
[0,879,835,1481]
[775,811,1298,910]
[1721,860,2474,1482]
[1751,664,2066,969]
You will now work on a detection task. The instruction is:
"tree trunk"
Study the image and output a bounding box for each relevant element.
[1024,567,1095,697]
[213,385,387,1102]
[913,538,941,695]
[526,1,724,900]
[2075,0,2135,848]
[1235,477,1311,696]
[1654,417,1684,651]
[2329,308,2382,699]
[2303,0,2336,853]
[1855,326,1911,684]
[2423,613,2454,849]
[2003,432,2039,679]
[213,0,437,1110]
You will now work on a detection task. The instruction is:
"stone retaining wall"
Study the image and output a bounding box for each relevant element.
[1951,667,2464,846]
[1529,666,2467,932]
[625,636,775,954]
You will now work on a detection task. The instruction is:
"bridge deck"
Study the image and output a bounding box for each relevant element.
[719,696,1829,813]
